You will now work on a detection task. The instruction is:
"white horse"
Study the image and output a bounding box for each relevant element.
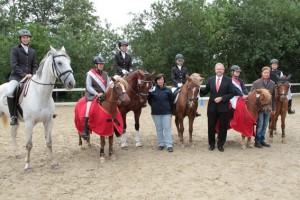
[0,46,75,172]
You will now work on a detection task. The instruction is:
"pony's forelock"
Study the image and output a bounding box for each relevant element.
[189,73,204,87]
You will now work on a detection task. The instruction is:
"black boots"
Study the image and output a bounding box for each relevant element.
[288,100,295,114]
[7,96,18,126]
[82,117,90,140]
[195,111,201,117]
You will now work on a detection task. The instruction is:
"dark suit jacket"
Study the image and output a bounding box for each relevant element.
[112,51,132,75]
[9,44,38,81]
[171,66,188,87]
[200,75,234,112]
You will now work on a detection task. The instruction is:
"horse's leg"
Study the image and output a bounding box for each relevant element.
[175,116,180,137]
[24,121,35,172]
[43,119,59,169]
[241,136,246,150]
[268,113,275,143]
[78,133,83,147]
[134,108,143,147]
[188,115,195,145]
[281,113,287,143]
[109,135,116,160]
[178,116,184,145]
[246,137,254,148]
[100,136,105,163]
[120,112,128,148]
[10,125,20,158]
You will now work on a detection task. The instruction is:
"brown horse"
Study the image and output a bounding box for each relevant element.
[172,73,204,145]
[119,68,155,148]
[269,75,291,143]
[234,88,272,149]
[74,77,130,163]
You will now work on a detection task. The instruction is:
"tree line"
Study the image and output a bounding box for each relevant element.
[1,0,299,98]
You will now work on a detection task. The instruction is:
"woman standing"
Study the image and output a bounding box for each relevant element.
[148,74,174,152]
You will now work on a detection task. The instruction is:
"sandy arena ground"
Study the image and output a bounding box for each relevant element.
[0,97,300,200]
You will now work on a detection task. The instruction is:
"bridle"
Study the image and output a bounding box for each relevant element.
[104,81,127,103]
[128,73,153,99]
[180,81,199,104]
[276,81,289,101]
[246,92,271,112]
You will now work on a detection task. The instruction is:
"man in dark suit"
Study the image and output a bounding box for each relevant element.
[200,63,234,152]
[112,40,132,76]
[6,29,38,125]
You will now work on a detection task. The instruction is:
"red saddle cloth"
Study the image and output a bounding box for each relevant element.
[74,97,124,136]
[230,98,256,137]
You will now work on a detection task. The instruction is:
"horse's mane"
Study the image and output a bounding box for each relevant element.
[128,68,149,76]
[259,88,272,100]
[36,49,70,77]
[114,76,128,89]
[189,73,204,87]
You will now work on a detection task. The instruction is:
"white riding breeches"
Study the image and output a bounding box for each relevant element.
[6,80,19,98]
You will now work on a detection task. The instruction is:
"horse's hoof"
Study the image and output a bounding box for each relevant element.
[51,163,59,170]
[246,143,254,148]
[282,138,286,144]
[100,157,105,164]
[268,137,273,143]
[135,142,143,147]
[241,144,246,150]
[110,154,116,161]
[24,167,33,173]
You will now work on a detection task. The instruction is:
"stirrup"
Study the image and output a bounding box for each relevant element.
[288,108,295,114]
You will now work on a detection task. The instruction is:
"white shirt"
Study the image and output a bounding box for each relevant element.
[21,43,28,54]
[177,65,182,71]
[121,52,126,59]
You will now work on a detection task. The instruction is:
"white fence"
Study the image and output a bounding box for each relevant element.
[53,83,300,105]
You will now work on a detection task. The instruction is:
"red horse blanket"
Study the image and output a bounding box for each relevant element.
[74,97,124,136]
[230,98,256,137]
[215,98,256,137]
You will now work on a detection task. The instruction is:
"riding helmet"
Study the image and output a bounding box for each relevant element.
[270,59,279,64]
[93,56,105,64]
[118,40,128,47]
[18,29,32,37]
[230,65,242,72]
[175,54,184,61]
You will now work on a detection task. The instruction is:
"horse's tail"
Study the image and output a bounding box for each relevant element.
[1,114,9,129]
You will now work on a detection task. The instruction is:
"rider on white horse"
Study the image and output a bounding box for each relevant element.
[82,55,109,140]
[6,29,38,125]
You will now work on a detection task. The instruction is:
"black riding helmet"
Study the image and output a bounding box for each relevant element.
[230,65,242,72]
[175,54,184,61]
[93,56,105,64]
[270,59,279,64]
[118,40,128,47]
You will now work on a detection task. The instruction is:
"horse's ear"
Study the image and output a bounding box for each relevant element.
[50,45,55,52]
[286,74,292,80]
[186,74,191,81]
[61,46,66,52]
[150,71,156,78]
[111,76,116,82]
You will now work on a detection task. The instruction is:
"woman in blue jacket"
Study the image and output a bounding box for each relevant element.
[148,74,173,152]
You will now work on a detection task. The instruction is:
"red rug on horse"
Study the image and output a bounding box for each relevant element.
[74,97,124,137]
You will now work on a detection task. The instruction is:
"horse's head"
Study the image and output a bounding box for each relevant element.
[50,46,76,89]
[249,88,272,114]
[181,73,204,107]
[125,68,156,106]
[109,76,130,105]
[276,75,291,102]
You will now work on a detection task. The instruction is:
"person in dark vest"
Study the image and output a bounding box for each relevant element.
[171,54,201,117]
[113,40,132,76]
[6,29,38,125]
[82,55,110,140]
[270,59,295,114]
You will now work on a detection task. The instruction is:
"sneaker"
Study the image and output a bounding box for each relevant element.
[167,147,173,152]
[254,142,263,148]
[260,141,271,147]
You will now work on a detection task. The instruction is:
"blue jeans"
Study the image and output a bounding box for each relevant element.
[255,111,271,143]
[152,114,173,148]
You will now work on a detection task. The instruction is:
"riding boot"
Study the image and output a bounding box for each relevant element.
[195,111,201,117]
[288,100,295,114]
[7,96,18,125]
[82,117,90,140]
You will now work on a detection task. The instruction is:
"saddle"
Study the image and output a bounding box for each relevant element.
[172,87,181,104]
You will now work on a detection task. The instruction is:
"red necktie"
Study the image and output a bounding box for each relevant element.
[216,77,220,92]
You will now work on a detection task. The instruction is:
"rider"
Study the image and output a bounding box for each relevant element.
[269,59,295,114]
[82,55,109,140]
[229,65,248,112]
[6,29,38,125]
[113,40,132,76]
[171,54,201,117]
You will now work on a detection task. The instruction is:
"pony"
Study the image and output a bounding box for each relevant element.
[269,75,291,143]
[230,88,272,149]
[118,68,155,148]
[0,46,75,172]
[172,73,204,145]
[74,77,130,163]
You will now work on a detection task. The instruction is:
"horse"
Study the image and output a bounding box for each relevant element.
[118,68,155,148]
[74,76,130,163]
[230,88,272,149]
[268,75,291,143]
[172,73,204,145]
[0,46,75,172]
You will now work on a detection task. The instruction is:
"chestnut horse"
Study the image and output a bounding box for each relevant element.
[119,68,155,148]
[233,88,272,149]
[74,77,130,163]
[172,73,204,145]
[269,75,291,143]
